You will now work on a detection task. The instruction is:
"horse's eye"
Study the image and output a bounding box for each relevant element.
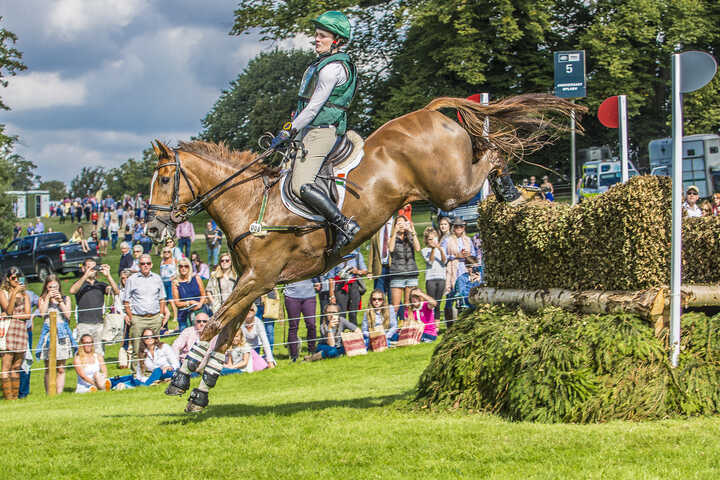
[160,176,170,185]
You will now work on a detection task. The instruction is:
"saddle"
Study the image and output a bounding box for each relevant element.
[281,130,365,221]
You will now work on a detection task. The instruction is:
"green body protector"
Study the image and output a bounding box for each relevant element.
[296,52,358,136]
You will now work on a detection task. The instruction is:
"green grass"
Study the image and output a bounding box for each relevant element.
[3,343,720,478]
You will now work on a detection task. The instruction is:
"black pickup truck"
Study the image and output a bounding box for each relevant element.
[0,232,100,282]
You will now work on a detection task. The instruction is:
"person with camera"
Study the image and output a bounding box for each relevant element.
[327,248,368,327]
[0,267,31,400]
[388,214,421,317]
[69,258,120,356]
[304,304,360,362]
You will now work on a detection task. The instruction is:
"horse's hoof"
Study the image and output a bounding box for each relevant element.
[184,401,206,413]
[165,384,186,396]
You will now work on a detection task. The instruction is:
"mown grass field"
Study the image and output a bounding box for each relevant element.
[4,342,720,479]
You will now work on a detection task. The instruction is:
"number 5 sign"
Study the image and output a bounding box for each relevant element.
[554,50,586,98]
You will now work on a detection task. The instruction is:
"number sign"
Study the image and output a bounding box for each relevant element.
[554,50,586,98]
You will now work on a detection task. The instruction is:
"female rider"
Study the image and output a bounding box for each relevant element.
[269,11,359,256]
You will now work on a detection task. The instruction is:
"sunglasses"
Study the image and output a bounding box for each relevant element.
[196,320,207,324]
[139,262,151,265]
[179,265,190,268]
[220,259,231,263]
[371,297,384,302]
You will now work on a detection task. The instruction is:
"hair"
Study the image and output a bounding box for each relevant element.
[176,257,193,281]
[232,327,246,347]
[423,226,439,245]
[368,289,391,330]
[212,253,235,279]
[1,266,22,292]
[40,274,63,298]
[133,244,143,252]
[165,238,175,246]
[76,225,84,233]
[138,328,163,373]
[83,257,96,267]
[701,200,712,213]
[323,302,340,322]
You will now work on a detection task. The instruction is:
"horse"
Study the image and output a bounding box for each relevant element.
[145,93,579,412]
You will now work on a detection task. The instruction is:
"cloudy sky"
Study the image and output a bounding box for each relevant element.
[0,0,306,185]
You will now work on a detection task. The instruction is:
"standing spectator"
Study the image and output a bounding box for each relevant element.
[172,257,207,331]
[441,218,477,327]
[115,269,133,368]
[314,272,333,315]
[190,251,210,280]
[206,252,237,314]
[172,312,212,364]
[12,222,21,239]
[683,186,703,217]
[90,209,98,227]
[405,287,438,342]
[388,215,421,316]
[99,218,109,256]
[422,228,446,321]
[258,290,279,351]
[116,204,124,225]
[437,216,451,244]
[58,204,66,224]
[361,289,398,346]
[34,217,45,234]
[205,221,222,268]
[239,304,276,367]
[118,242,134,275]
[69,259,119,355]
[284,279,318,362]
[368,216,394,299]
[159,246,178,322]
[541,175,554,201]
[123,254,170,368]
[165,238,184,261]
[328,248,368,326]
[130,244,144,272]
[74,334,111,393]
[0,268,31,400]
[36,275,76,394]
[304,304,360,362]
[25,222,34,236]
[529,175,539,188]
[124,212,136,232]
[176,220,195,258]
[109,215,120,250]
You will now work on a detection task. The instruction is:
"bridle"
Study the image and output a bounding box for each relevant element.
[147,147,276,229]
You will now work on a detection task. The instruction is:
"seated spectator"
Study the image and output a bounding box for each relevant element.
[172,312,211,364]
[172,257,207,331]
[304,304,361,362]
[224,327,268,374]
[361,289,398,346]
[190,251,211,280]
[165,238,184,261]
[71,225,90,253]
[405,287,438,342]
[74,334,111,393]
[239,304,276,368]
[36,275,77,395]
[421,228,446,321]
[110,329,179,389]
[454,266,483,312]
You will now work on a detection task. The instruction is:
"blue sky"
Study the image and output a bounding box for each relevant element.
[0,0,307,184]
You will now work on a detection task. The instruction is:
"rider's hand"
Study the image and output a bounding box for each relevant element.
[269,129,291,150]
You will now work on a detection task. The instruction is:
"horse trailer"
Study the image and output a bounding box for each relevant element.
[649,133,720,197]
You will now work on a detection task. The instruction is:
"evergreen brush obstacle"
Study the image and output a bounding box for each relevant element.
[415,306,720,422]
[476,175,720,290]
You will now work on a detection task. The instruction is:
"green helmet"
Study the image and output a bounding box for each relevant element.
[312,11,352,42]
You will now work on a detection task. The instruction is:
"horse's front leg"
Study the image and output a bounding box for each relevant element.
[165,273,270,411]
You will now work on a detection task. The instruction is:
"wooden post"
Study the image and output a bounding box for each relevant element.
[48,310,57,396]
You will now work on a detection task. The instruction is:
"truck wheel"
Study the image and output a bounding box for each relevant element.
[37,263,53,282]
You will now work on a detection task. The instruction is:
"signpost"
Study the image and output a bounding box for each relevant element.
[554,51,586,205]
[669,50,717,368]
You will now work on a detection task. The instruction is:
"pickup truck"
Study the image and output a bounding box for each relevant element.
[431,191,484,233]
[0,232,100,282]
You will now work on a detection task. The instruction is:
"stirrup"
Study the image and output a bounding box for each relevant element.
[330,217,359,255]
[185,388,209,413]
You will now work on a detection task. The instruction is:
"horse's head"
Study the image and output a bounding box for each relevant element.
[146,140,196,243]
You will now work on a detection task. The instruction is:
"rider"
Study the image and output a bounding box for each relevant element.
[269,10,360,256]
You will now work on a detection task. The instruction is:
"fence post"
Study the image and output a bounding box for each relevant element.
[48,310,57,396]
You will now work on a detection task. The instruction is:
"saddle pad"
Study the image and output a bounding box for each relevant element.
[280,131,364,221]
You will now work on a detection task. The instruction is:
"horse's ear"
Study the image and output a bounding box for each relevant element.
[152,140,172,159]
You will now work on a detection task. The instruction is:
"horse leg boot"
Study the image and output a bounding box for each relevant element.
[165,340,210,396]
[299,183,360,256]
[186,351,225,413]
[488,170,529,205]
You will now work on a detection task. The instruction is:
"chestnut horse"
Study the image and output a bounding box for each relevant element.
[146,94,577,412]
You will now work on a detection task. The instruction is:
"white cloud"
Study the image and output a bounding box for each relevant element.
[4,72,87,111]
[47,0,149,39]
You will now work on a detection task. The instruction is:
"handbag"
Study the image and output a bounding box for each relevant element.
[397,321,424,347]
[341,331,367,357]
[102,313,125,344]
[263,293,282,320]
[0,318,10,351]
[368,329,388,352]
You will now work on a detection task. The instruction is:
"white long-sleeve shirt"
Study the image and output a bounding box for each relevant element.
[291,62,348,132]
[136,343,179,382]
[241,317,275,364]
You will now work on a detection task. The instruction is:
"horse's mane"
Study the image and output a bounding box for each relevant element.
[424,93,585,164]
[177,140,257,167]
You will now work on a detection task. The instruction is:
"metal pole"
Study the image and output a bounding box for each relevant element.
[618,95,629,183]
[48,310,57,396]
[670,53,683,368]
[481,92,491,200]
[570,107,577,205]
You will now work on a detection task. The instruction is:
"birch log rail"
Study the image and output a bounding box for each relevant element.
[469,285,720,321]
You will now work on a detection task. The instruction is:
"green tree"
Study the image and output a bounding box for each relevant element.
[38,180,68,200]
[200,49,316,151]
[70,166,106,198]
[104,147,158,199]
[6,154,39,190]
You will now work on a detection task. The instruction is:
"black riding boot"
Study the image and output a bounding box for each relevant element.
[488,170,521,203]
[299,183,360,256]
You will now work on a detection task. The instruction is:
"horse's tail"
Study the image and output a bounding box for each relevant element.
[425,94,585,162]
